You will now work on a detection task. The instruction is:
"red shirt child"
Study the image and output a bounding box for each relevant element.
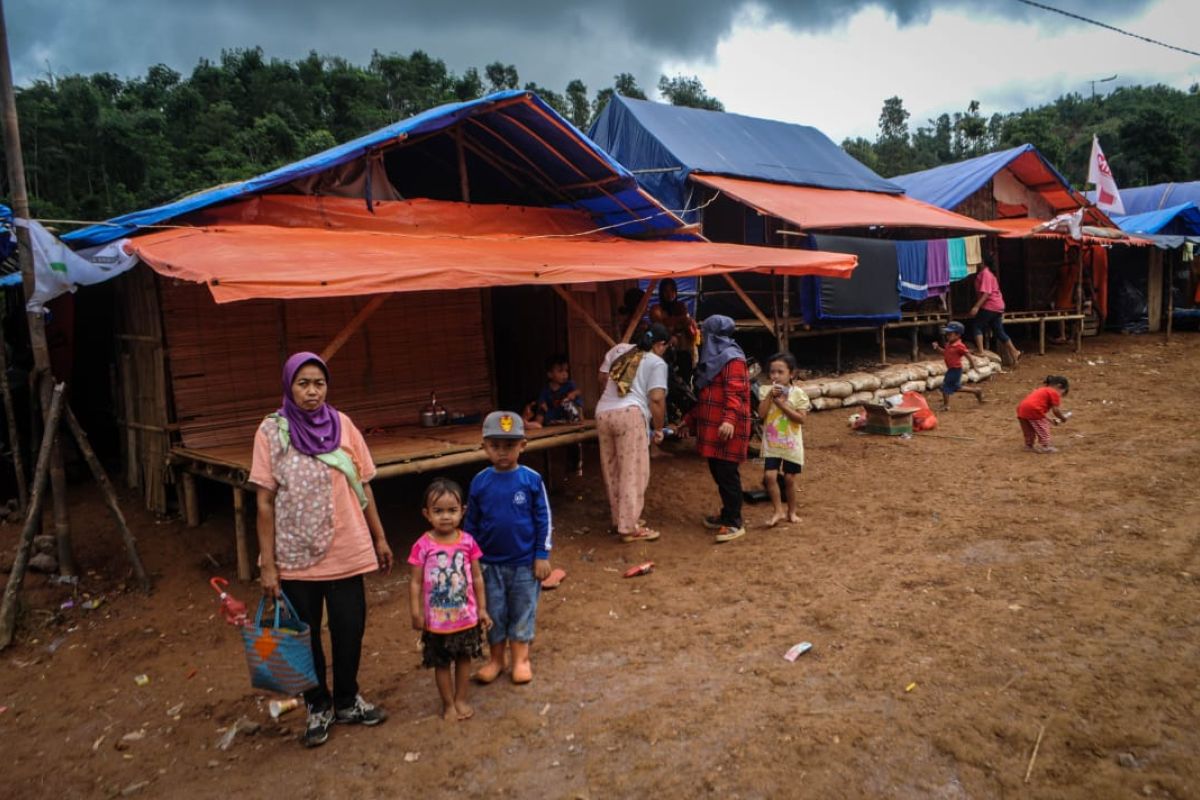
[941,339,969,369]
[1017,376,1071,453]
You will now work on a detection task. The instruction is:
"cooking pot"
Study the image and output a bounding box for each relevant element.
[419,391,449,427]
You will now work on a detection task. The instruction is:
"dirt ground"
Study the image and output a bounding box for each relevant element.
[1,332,1198,800]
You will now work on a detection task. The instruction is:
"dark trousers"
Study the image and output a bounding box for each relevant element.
[707,458,744,527]
[281,574,366,712]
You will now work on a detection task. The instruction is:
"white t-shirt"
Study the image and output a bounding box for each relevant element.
[594,344,668,424]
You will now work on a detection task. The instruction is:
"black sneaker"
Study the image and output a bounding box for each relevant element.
[302,708,334,748]
[335,694,387,726]
[702,514,724,530]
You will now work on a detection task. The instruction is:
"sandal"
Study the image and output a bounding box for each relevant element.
[541,568,567,590]
[620,527,661,543]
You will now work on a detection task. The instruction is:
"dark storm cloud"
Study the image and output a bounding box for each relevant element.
[6,0,1159,90]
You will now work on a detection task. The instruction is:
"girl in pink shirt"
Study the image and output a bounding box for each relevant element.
[408,478,491,721]
[969,262,1022,366]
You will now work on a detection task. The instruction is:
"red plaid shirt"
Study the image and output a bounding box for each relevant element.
[684,358,751,462]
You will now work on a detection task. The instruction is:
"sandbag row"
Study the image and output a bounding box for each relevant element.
[801,352,1001,411]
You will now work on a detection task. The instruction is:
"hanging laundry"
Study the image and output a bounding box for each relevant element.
[895,241,929,301]
[926,239,950,296]
[947,238,969,280]
[964,236,983,271]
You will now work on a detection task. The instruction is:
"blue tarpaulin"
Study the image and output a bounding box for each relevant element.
[587,96,902,221]
[65,90,685,247]
[892,144,1080,212]
[1112,202,1200,236]
[1090,181,1200,216]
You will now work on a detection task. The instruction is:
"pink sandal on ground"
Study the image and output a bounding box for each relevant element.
[541,568,567,589]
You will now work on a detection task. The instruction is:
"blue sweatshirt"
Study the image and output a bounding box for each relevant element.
[466,465,553,565]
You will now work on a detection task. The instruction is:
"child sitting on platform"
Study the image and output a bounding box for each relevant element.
[530,353,582,428]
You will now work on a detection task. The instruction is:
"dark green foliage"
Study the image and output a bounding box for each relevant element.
[844,85,1200,186]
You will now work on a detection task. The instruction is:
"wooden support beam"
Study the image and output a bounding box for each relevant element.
[0,321,27,512]
[321,294,391,362]
[552,285,616,349]
[456,126,470,203]
[0,383,64,649]
[233,486,251,582]
[722,273,774,333]
[182,472,200,527]
[879,327,887,365]
[63,406,151,593]
[910,326,919,362]
[1039,319,1046,355]
[121,353,138,489]
[622,279,658,343]
[1074,245,1084,354]
[1167,251,1175,343]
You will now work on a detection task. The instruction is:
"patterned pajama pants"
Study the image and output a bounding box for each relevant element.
[596,405,650,534]
[1019,417,1052,448]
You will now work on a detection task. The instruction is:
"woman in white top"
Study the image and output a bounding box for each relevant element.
[594,323,670,543]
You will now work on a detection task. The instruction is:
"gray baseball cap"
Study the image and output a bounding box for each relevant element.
[482,410,525,439]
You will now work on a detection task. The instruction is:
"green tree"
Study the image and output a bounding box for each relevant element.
[484,62,519,92]
[874,96,913,177]
[565,79,590,129]
[657,74,723,111]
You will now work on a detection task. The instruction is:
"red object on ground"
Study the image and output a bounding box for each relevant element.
[209,577,249,627]
[901,391,939,431]
[623,562,655,578]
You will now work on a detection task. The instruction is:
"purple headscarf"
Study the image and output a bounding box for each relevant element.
[279,352,341,456]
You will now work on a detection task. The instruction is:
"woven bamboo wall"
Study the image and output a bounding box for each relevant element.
[158,279,494,449]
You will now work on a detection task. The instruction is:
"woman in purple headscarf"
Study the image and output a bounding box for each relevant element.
[249,352,393,748]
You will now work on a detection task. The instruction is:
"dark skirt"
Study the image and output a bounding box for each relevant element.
[421,624,484,668]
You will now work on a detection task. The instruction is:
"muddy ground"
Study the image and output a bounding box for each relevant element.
[1,333,1197,799]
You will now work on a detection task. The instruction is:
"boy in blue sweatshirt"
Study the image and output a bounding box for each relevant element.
[467,411,552,685]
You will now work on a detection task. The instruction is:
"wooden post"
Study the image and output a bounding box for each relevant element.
[121,352,139,489]
[0,382,64,649]
[456,126,470,203]
[0,1,72,575]
[1146,248,1163,334]
[621,279,658,343]
[181,472,200,527]
[1166,250,1175,343]
[0,324,27,511]
[1074,245,1084,354]
[552,285,615,348]
[878,327,887,365]
[721,274,774,333]
[233,486,251,582]
[320,294,390,362]
[63,406,151,592]
[1038,319,1046,355]
[835,332,842,373]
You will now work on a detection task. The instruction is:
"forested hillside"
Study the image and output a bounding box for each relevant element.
[843,85,1200,185]
[2,45,1195,228]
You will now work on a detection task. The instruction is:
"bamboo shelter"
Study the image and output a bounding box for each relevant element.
[69,91,857,581]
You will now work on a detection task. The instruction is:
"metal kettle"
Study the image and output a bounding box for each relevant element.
[419,391,449,427]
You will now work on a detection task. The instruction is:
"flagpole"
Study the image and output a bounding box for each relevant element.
[0,0,75,574]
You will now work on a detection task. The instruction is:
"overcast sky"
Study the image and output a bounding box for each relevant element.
[7,0,1199,141]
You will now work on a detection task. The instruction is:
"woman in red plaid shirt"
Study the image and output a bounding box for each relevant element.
[682,315,752,543]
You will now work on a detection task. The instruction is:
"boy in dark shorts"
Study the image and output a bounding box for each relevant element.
[933,321,985,411]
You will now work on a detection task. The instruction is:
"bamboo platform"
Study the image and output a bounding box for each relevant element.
[171,421,596,581]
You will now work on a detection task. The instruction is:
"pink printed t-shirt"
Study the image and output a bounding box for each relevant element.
[249,411,379,581]
[975,267,1005,313]
[407,531,483,634]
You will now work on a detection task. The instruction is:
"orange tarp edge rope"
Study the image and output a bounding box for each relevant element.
[127,223,857,304]
[690,174,1000,233]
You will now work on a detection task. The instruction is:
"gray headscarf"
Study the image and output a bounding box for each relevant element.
[694,315,745,391]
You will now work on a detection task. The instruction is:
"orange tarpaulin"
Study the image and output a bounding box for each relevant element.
[128,222,857,304]
[987,216,1153,246]
[690,174,1000,233]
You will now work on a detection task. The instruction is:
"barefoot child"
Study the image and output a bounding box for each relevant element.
[932,321,984,410]
[756,352,809,526]
[1017,375,1071,453]
[467,411,552,685]
[408,478,491,721]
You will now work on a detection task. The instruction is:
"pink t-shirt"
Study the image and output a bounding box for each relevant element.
[975,267,1005,313]
[249,412,378,581]
[407,531,483,634]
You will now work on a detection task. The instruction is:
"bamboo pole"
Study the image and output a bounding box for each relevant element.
[0,1,73,574]
[552,285,615,348]
[320,294,390,362]
[62,405,151,592]
[722,273,774,332]
[456,126,470,203]
[0,382,64,649]
[0,325,27,511]
[621,279,658,343]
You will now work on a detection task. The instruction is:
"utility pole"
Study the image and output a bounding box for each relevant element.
[1088,74,1117,101]
[0,0,74,574]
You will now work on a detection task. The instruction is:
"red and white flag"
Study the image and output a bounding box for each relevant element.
[1087,135,1124,215]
